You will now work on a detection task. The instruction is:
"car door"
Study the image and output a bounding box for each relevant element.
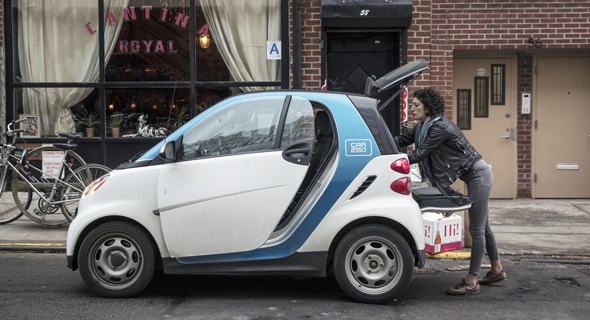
[157,95,316,258]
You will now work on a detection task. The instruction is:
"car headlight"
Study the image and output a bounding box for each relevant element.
[82,174,109,198]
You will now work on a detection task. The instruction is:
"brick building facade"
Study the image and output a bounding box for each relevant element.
[292,0,590,198]
[2,1,589,198]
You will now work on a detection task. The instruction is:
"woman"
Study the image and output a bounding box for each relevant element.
[394,88,506,295]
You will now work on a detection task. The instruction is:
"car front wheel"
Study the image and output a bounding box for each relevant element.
[78,221,156,298]
[334,224,414,304]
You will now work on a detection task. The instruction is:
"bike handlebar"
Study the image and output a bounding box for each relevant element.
[14,118,28,124]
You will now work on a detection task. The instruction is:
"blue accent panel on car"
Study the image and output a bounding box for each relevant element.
[176,92,381,264]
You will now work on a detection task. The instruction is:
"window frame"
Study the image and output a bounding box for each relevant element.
[456,89,471,130]
[491,64,506,105]
[474,76,489,118]
[4,0,290,151]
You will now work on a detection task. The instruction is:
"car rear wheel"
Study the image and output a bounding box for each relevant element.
[334,224,414,304]
[78,221,156,297]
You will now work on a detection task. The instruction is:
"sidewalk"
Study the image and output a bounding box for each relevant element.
[1,199,590,256]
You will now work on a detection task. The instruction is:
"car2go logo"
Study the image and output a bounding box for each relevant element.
[345,139,372,156]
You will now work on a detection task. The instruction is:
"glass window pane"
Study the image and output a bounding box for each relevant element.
[13,0,99,83]
[13,87,99,137]
[280,96,315,148]
[491,64,505,105]
[106,88,191,137]
[456,89,471,130]
[182,95,285,160]
[474,77,488,118]
[106,0,190,81]
[196,0,282,85]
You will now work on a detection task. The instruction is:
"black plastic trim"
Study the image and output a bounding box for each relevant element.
[162,252,327,276]
[350,175,377,199]
[416,249,426,268]
[348,95,399,155]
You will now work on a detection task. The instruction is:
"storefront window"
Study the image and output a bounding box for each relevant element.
[6,0,287,158]
[12,1,102,84]
[196,0,282,86]
[13,88,99,137]
[106,0,190,82]
[106,88,191,137]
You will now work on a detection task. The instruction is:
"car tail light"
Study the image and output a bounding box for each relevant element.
[390,177,412,195]
[391,158,410,174]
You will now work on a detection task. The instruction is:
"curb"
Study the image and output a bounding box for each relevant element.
[0,243,66,254]
[427,251,471,260]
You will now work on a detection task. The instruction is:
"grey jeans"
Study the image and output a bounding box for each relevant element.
[459,159,500,276]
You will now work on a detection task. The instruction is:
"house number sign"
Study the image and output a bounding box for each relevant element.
[528,38,542,48]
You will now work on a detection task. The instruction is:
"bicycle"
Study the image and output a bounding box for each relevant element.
[0,119,111,226]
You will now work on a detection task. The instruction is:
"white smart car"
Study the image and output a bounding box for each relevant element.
[67,60,435,304]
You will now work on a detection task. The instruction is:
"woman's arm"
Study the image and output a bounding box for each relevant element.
[393,125,417,149]
[407,122,448,164]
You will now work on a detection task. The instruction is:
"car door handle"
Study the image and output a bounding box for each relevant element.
[500,135,510,139]
[284,148,310,156]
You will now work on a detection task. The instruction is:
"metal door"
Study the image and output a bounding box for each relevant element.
[452,57,517,198]
[327,32,400,134]
[534,56,590,198]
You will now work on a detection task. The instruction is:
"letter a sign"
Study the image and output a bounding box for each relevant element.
[267,41,281,60]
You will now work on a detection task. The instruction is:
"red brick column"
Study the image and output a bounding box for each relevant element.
[297,0,322,90]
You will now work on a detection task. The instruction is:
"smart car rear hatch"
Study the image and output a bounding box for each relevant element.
[364,58,428,98]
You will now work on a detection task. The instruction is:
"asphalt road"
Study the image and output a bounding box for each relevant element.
[1,253,589,319]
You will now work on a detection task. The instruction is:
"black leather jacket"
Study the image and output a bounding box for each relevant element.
[394,115,482,187]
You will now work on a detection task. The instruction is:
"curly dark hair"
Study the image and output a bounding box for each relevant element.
[413,88,445,116]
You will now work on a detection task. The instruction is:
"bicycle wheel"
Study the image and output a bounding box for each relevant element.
[60,164,111,222]
[12,146,86,227]
[0,167,31,224]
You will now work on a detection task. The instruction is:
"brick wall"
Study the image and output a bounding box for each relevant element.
[516,53,533,198]
[296,0,322,90]
[294,0,590,197]
[410,0,590,198]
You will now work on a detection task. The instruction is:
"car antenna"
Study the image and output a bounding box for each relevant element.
[377,71,422,112]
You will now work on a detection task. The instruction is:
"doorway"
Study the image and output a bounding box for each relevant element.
[533,56,590,198]
[452,57,518,199]
[327,32,400,135]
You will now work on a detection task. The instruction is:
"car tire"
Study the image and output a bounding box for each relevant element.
[333,224,414,304]
[78,221,156,298]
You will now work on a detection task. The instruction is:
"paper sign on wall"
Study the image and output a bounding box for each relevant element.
[267,41,281,60]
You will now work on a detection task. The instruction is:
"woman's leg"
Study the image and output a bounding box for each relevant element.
[465,161,498,284]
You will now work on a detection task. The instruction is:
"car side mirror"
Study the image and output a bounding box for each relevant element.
[158,140,176,161]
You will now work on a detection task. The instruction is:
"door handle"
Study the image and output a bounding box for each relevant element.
[500,135,510,139]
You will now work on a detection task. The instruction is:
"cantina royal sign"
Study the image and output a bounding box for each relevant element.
[84,6,209,54]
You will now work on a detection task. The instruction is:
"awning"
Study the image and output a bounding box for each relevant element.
[321,0,412,28]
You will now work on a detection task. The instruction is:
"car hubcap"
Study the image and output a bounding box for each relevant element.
[88,234,143,290]
[345,235,403,295]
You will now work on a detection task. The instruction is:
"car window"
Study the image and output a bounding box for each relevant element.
[182,96,285,160]
[280,96,315,148]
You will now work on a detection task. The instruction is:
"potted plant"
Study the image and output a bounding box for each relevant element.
[77,109,100,137]
[169,105,191,132]
[108,112,123,137]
